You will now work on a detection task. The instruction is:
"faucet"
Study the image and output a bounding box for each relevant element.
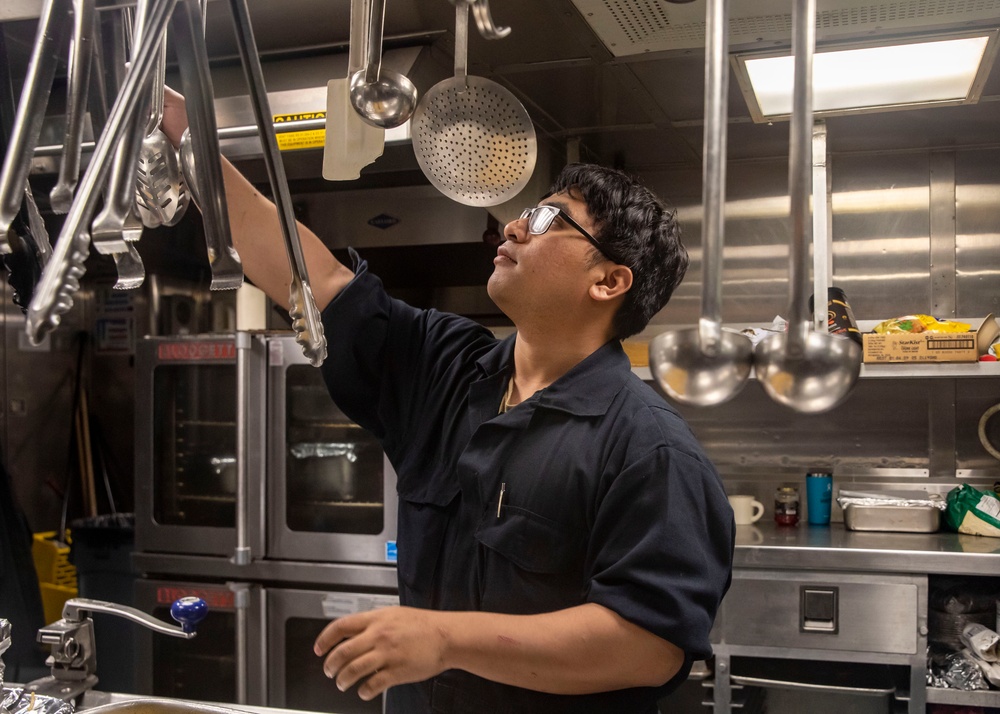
[25,597,207,701]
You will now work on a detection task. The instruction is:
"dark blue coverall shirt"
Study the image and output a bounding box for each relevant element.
[319,252,735,714]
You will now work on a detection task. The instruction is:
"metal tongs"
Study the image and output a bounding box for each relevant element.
[27,0,242,343]
[227,0,327,365]
[0,0,73,249]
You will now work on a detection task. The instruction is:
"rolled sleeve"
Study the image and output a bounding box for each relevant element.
[319,252,396,438]
[585,446,734,659]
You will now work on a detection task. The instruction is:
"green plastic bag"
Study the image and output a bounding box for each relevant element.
[945,484,1000,537]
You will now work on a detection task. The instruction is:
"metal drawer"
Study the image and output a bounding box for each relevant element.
[715,570,921,655]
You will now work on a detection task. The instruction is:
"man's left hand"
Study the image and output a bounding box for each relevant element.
[313,606,450,701]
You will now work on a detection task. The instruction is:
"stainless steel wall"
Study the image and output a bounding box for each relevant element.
[641,147,1000,328]
[1,278,151,532]
[1,281,89,532]
[637,145,1000,491]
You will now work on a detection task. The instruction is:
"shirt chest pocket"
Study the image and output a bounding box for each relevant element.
[396,481,460,597]
[474,507,587,613]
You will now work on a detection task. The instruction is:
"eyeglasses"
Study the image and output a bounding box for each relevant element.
[518,205,620,264]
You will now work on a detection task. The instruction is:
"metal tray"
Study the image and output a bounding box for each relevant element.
[844,504,941,532]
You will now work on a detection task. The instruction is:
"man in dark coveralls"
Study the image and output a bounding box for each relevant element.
[163,89,734,714]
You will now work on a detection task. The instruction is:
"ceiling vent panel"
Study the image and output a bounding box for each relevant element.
[571,0,1000,56]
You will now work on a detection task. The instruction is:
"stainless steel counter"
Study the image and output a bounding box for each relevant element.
[130,523,1000,585]
[734,521,1000,575]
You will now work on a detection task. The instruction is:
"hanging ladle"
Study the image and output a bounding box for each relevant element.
[648,0,752,407]
[753,0,861,413]
[348,0,418,129]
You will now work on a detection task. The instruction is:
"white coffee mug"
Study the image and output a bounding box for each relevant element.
[728,495,764,525]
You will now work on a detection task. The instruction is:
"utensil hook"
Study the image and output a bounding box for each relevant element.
[470,0,510,40]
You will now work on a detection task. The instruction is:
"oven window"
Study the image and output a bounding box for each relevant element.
[284,365,385,535]
[153,364,237,527]
[151,604,236,701]
[285,617,382,713]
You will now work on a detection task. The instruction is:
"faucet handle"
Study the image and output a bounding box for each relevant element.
[1,618,11,690]
[0,619,10,656]
[170,597,208,634]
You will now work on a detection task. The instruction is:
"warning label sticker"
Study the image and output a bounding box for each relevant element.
[273,112,326,151]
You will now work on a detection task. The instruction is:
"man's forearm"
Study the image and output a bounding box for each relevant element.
[220,157,353,311]
[438,603,684,695]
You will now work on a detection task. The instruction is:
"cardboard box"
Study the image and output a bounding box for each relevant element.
[621,340,649,367]
[862,314,999,363]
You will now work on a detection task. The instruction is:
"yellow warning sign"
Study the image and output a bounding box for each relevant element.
[274,112,326,123]
[273,113,326,151]
[276,130,326,151]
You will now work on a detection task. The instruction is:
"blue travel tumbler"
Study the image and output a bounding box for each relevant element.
[806,472,833,525]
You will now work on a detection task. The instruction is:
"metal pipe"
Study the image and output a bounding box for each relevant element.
[785,0,816,353]
[228,582,249,704]
[697,0,729,355]
[32,118,330,157]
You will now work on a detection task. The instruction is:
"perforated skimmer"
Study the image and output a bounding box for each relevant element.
[411,2,536,207]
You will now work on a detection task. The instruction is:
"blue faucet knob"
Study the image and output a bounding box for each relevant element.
[170,597,208,633]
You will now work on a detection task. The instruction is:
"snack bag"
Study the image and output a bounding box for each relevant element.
[945,484,1000,537]
[873,314,972,334]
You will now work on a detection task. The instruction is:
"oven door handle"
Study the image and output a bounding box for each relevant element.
[227,582,258,705]
[233,331,252,565]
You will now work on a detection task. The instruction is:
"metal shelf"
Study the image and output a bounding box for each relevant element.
[633,361,1000,382]
[925,686,1000,706]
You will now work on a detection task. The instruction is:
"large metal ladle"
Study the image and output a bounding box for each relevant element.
[648,0,752,407]
[348,0,417,129]
[753,0,861,413]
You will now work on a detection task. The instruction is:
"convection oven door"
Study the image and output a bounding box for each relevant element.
[266,335,398,565]
[135,336,266,557]
[268,587,399,714]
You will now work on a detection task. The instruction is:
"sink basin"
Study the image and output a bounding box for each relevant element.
[78,695,321,714]
[82,701,242,714]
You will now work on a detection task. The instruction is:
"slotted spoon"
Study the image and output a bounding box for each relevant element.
[411,1,536,207]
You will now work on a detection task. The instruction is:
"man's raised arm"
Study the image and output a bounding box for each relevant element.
[160,87,355,311]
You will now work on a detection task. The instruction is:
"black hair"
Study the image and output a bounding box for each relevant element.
[547,163,689,340]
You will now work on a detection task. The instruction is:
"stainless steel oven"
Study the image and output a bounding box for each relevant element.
[267,587,398,714]
[134,578,267,705]
[135,334,267,556]
[136,333,395,565]
[266,335,398,566]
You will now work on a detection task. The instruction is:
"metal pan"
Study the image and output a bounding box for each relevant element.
[411,1,536,207]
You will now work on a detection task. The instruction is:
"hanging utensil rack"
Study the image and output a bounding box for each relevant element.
[4,0,327,365]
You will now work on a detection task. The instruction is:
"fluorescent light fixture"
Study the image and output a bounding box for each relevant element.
[733,31,998,122]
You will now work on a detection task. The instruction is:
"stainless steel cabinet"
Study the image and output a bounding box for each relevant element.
[708,569,927,714]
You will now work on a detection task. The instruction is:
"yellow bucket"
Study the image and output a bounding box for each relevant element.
[32,531,77,623]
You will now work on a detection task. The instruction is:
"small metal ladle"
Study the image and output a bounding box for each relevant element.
[753,0,861,413]
[348,0,417,129]
[648,0,752,407]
